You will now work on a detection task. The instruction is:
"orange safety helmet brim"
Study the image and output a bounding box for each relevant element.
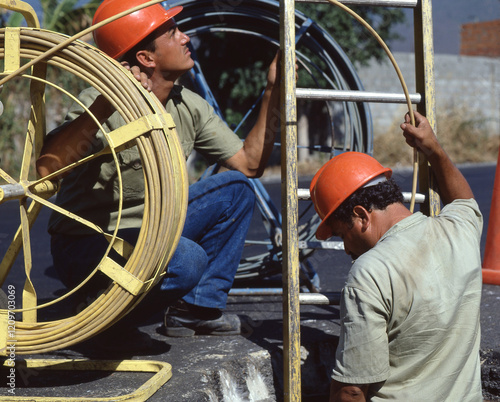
[310,152,392,240]
[92,0,183,60]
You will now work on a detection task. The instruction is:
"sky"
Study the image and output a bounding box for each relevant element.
[390,0,500,54]
[17,0,500,55]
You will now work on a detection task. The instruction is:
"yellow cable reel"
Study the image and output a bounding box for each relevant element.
[0,23,188,353]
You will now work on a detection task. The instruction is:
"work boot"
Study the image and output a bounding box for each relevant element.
[164,300,241,337]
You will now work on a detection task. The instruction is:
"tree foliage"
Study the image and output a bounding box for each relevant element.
[2,0,100,35]
[0,0,100,174]
[296,3,405,66]
[182,3,405,137]
[0,0,406,172]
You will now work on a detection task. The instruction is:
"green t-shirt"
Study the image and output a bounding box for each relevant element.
[48,86,243,235]
[332,198,483,401]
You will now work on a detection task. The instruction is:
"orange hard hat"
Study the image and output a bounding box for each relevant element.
[92,0,183,60]
[310,152,392,240]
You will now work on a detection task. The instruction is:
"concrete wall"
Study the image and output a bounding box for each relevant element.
[356,52,500,136]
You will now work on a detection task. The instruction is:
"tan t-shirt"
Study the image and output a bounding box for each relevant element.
[332,199,483,401]
[48,85,243,235]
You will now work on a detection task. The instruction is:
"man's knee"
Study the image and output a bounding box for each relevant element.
[164,237,207,293]
[224,171,256,209]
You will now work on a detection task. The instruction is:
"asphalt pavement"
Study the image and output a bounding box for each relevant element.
[0,162,499,401]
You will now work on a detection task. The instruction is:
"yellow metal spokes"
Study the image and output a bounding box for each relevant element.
[19,198,37,323]
[0,168,16,185]
[20,66,46,181]
[0,198,42,287]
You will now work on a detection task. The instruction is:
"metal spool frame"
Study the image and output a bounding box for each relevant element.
[0,23,188,354]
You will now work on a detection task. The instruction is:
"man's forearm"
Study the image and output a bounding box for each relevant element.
[242,85,280,174]
[425,145,474,204]
[223,83,280,178]
[330,380,368,402]
[36,95,114,178]
[400,111,474,204]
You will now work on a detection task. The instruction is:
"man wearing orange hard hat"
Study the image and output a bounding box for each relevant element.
[310,111,483,401]
[37,0,283,341]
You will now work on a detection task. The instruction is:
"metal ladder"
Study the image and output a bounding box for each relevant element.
[278,0,439,399]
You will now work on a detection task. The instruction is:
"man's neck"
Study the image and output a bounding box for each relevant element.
[152,79,175,106]
[150,70,185,106]
[372,203,412,242]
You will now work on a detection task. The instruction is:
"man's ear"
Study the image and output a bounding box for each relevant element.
[352,205,371,231]
[135,50,156,69]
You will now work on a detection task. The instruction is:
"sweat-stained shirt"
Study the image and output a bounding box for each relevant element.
[48,85,243,235]
[332,198,483,401]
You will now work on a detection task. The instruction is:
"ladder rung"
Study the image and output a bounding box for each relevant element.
[403,192,425,204]
[296,88,421,104]
[298,188,311,200]
[300,292,341,305]
[295,0,417,7]
[299,188,426,204]
[229,288,342,305]
[299,240,344,250]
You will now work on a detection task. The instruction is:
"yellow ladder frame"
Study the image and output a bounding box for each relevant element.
[279,0,439,400]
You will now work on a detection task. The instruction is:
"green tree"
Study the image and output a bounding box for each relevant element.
[4,0,100,36]
[0,0,102,175]
[181,2,405,140]
[296,3,405,66]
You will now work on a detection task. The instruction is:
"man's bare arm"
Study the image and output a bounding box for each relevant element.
[36,64,152,178]
[224,51,291,178]
[36,95,114,178]
[400,110,474,204]
[330,379,368,402]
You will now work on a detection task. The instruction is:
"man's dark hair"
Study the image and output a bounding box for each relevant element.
[119,21,175,64]
[331,178,404,226]
[120,33,157,64]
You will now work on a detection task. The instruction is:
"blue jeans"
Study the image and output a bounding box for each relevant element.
[51,170,255,312]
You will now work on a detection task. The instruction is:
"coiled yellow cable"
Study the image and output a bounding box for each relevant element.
[0,27,188,354]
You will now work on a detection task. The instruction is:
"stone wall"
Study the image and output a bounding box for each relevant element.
[356,52,500,137]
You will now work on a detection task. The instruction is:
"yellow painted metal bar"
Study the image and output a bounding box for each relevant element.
[414,0,440,217]
[98,256,153,296]
[102,233,135,259]
[3,28,20,74]
[19,27,47,325]
[20,199,37,323]
[28,193,114,238]
[105,114,167,150]
[30,61,47,164]
[22,59,47,180]
[280,0,301,400]
[0,200,42,287]
[0,167,17,185]
[0,359,172,401]
[0,0,39,28]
